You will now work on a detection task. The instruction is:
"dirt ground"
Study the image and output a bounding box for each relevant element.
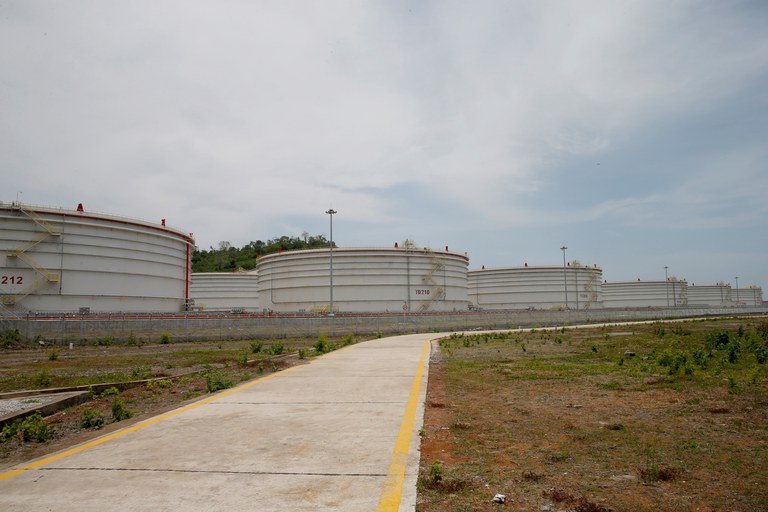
[416,317,768,512]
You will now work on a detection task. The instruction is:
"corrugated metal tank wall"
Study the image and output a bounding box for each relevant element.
[256,247,469,313]
[189,272,259,311]
[468,265,603,310]
[687,284,732,307]
[735,286,763,307]
[603,280,688,308]
[0,203,193,313]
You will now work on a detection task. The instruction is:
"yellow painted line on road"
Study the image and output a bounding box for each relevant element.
[0,362,305,482]
[377,340,429,512]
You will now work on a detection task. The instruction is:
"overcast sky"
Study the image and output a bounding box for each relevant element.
[2,1,766,290]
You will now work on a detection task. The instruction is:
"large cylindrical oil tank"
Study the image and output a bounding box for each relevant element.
[468,264,603,310]
[735,285,763,307]
[687,283,732,307]
[602,280,688,308]
[256,246,469,313]
[0,202,193,313]
[189,271,259,311]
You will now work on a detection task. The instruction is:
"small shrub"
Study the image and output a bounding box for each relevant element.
[640,462,681,483]
[548,488,575,503]
[204,368,233,392]
[1,329,22,349]
[727,377,740,394]
[249,341,263,353]
[32,369,52,388]
[47,347,58,360]
[159,332,171,344]
[100,387,120,398]
[21,413,56,442]
[130,366,152,379]
[80,408,105,429]
[146,378,173,392]
[547,451,569,463]
[726,339,741,363]
[268,343,285,355]
[0,422,16,442]
[692,348,710,369]
[706,331,730,350]
[93,336,113,346]
[314,335,328,354]
[756,343,768,364]
[429,460,443,485]
[1,413,56,443]
[342,333,354,346]
[757,321,768,340]
[575,497,612,512]
[657,348,687,375]
[298,349,308,359]
[522,470,544,482]
[111,398,133,422]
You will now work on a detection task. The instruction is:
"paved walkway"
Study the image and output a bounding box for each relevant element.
[0,333,435,511]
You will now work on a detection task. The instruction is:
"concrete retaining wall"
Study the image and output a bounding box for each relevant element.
[2,307,766,343]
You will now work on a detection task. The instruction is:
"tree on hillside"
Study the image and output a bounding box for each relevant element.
[191,234,331,272]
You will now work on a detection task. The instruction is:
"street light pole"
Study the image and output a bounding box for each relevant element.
[326,209,337,314]
[560,246,568,309]
[664,266,669,308]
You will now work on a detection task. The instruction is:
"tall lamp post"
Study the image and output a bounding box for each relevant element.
[560,246,568,309]
[326,209,337,314]
[734,276,739,306]
[664,266,669,308]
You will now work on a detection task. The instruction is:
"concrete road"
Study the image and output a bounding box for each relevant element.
[0,333,436,511]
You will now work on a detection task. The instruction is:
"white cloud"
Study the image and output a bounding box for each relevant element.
[1,0,767,287]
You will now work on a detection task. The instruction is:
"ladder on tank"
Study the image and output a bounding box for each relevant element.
[417,250,446,312]
[2,205,61,306]
[582,270,598,310]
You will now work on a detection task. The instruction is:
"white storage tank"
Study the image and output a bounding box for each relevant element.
[256,245,469,313]
[603,279,688,308]
[468,263,603,310]
[734,285,763,307]
[687,282,732,307]
[189,271,259,311]
[0,202,193,313]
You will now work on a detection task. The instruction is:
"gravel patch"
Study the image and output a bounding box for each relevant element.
[0,395,62,417]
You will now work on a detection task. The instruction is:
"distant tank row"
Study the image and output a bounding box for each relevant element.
[1,202,763,314]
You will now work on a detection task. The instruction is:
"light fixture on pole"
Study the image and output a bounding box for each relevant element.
[560,246,568,309]
[664,266,669,308]
[326,209,337,314]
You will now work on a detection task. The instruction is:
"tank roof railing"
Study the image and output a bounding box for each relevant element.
[0,200,192,239]
[259,245,468,254]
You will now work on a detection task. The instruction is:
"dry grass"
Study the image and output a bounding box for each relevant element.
[417,316,768,512]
